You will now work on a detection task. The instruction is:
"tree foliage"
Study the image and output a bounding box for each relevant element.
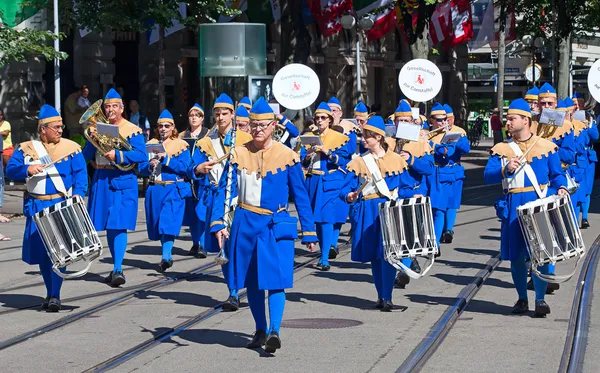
[0,9,67,67]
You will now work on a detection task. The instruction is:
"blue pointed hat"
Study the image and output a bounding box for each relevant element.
[327,97,342,110]
[315,102,333,117]
[443,104,454,117]
[395,100,412,118]
[420,115,430,130]
[104,88,122,105]
[188,103,204,115]
[564,97,575,109]
[157,109,174,125]
[525,86,539,101]
[214,93,234,111]
[573,92,584,100]
[249,97,274,121]
[556,99,568,112]
[539,83,557,99]
[235,105,250,121]
[239,96,252,110]
[507,98,532,118]
[39,104,62,125]
[430,102,446,117]
[363,115,386,136]
[354,102,368,118]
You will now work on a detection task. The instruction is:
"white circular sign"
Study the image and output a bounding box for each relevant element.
[398,59,442,103]
[272,64,320,110]
[525,64,542,82]
[588,59,600,102]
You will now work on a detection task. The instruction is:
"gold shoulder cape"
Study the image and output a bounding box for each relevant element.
[489,135,557,163]
[347,150,408,178]
[117,119,143,139]
[232,141,299,178]
[19,138,82,163]
[147,138,189,157]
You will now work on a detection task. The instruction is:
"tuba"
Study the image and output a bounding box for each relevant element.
[79,100,135,171]
[536,122,559,139]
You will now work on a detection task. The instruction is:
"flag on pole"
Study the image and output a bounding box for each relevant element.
[308,0,353,38]
[428,1,452,45]
[443,0,474,49]
[468,0,494,51]
[354,0,397,41]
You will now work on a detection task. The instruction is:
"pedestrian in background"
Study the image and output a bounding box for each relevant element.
[77,84,91,111]
[129,100,151,141]
[0,108,14,166]
[0,121,11,227]
[491,108,504,144]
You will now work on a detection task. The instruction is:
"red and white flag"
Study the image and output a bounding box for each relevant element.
[308,0,353,38]
[428,1,452,45]
[443,0,473,49]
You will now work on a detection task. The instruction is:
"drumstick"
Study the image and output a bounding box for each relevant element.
[518,136,542,164]
[42,154,72,168]
[356,178,370,194]
[213,153,230,164]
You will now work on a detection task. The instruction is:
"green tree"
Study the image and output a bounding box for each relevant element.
[27,0,239,111]
[0,9,67,67]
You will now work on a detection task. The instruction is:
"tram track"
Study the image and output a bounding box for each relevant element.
[82,250,333,372]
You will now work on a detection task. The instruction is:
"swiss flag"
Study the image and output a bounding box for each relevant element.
[308,0,353,38]
[429,1,452,45]
[443,0,474,49]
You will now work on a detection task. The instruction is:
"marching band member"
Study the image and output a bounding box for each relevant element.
[355,102,369,154]
[573,93,598,229]
[139,110,192,272]
[328,97,356,259]
[427,103,470,251]
[340,116,413,311]
[274,114,300,149]
[391,100,435,288]
[180,103,208,257]
[83,89,147,287]
[7,105,88,311]
[211,98,317,352]
[235,105,251,133]
[189,93,252,311]
[524,87,540,115]
[239,96,252,110]
[562,98,588,217]
[484,98,568,317]
[300,102,351,271]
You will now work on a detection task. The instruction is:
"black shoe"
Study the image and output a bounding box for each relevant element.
[316,262,330,271]
[547,282,560,293]
[328,247,338,260]
[581,219,590,229]
[441,230,454,244]
[190,245,208,259]
[395,272,410,289]
[157,259,173,273]
[246,330,267,349]
[222,295,239,312]
[41,296,50,310]
[104,272,113,284]
[381,300,393,312]
[375,298,384,309]
[527,278,534,290]
[534,300,551,317]
[511,299,529,314]
[264,331,281,353]
[110,271,126,287]
[47,297,61,312]
[410,260,422,274]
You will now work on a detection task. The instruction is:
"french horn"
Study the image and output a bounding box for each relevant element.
[79,100,135,171]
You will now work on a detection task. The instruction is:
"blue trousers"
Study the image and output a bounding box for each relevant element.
[582,195,591,220]
[331,223,343,251]
[107,229,127,272]
[161,234,174,260]
[371,258,396,301]
[190,217,204,248]
[245,246,285,333]
[512,252,549,302]
[316,223,334,266]
[39,254,64,299]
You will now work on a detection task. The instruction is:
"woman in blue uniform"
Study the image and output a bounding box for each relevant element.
[7,105,88,311]
[139,110,192,272]
[188,93,253,311]
[83,89,147,287]
[211,98,317,353]
[300,102,351,271]
[427,103,470,251]
[484,99,567,317]
[340,116,413,311]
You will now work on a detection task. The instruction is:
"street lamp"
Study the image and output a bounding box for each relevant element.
[341,13,373,102]
[522,34,542,88]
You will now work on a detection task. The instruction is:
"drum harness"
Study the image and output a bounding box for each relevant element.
[362,153,394,200]
[28,140,71,198]
[504,139,547,199]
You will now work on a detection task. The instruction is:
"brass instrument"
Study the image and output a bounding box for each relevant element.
[79,99,135,171]
[148,133,164,185]
[536,120,559,139]
[273,122,287,142]
[426,125,447,140]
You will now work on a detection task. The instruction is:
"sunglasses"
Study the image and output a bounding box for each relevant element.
[315,115,329,121]
[432,117,447,122]
[157,124,173,129]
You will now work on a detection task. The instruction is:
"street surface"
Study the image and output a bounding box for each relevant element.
[0,140,599,372]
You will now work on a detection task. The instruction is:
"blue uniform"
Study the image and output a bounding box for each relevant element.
[83,119,147,275]
[484,136,566,302]
[278,116,300,149]
[427,126,470,244]
[579,116,598,221]
[210,141,317,334]
[139,138,192,261]
[7,139,88,300]
[340,150,413,303]
[569,120,590,216]
[390,134,435,197]
[300,128,350,267]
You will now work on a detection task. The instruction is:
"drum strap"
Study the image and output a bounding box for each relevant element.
[507,140,547,199]
[363,153,393,200]
[31,140,70,197]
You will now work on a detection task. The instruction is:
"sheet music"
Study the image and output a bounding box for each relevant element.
[300,135,323,146]
[574,110,586,122]
[394,121,421,142]
[538,108,566,126]
[96,122,120,137]
[440,132,462,144]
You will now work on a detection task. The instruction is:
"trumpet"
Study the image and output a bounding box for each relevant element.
[79,100,135,171]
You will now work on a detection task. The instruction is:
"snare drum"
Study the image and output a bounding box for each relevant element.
[33,196,103,279]
[379,196,438,279]
[517,193,585,283]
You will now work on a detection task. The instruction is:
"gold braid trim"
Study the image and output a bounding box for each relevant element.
[19,139,82,163]
[117,119,143,140]
[489,135,558,163]
[231,141,299,177]
[572,120,587,137]
[346,150,408,178]
[321,129,349,153]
